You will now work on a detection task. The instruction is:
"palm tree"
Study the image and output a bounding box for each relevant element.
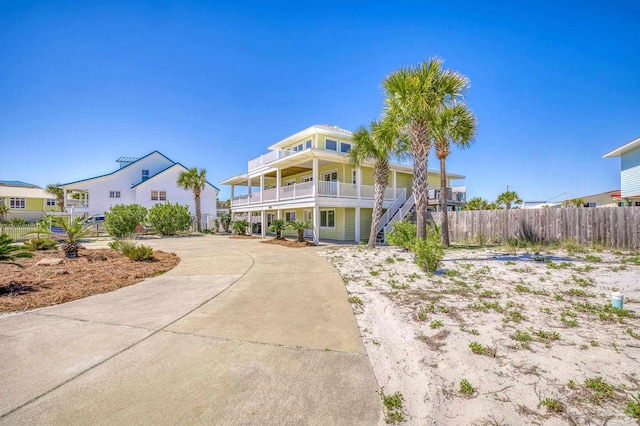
[286,220,312,242]
[0,203,8,222]
[496,190,523,210]
[349,120,401,248]
[44,216,93,258]
[432,104,477,246]
[268,219,286,239]
[177,167,207,232]
[0,234,34,267]
[45,184,65,212]
[383,58,470,240]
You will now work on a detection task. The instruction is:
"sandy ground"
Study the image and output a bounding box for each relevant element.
[318,244,640,425]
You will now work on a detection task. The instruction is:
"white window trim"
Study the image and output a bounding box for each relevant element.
[10,198,26,209]
[301,175,313,183]
[285,211,297,222]
[320,209,336,229]
[151,190,159,201]
[322,169,339,182]
[109,191,121,199]
[46,198,57,206]
[305,139,312,149]
[325,138,338,151]
[159,190,167,201]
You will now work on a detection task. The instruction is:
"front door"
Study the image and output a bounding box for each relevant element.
[322,171,338,196]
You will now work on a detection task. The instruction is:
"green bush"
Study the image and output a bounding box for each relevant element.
[108,239,154,261]
[219,213,231,233]
[387,220,417,250]
[104,204,148,238]
[10,218,29,226]
[148,203,192,236]
[412,227,444,273]
[22,237,58,251]
[0,234,34,266]
[233,219,249,235]
[268,219,286,239]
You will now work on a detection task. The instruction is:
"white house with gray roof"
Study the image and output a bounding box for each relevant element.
[603,136,640,206]
[60,151,219,227]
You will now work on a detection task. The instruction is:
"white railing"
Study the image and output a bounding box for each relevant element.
[377,188,407,233]
[280,181,313,200]
[66,199,89,208]
[383,194,415,240]
[384,187,395,200]
[231,194,249,206]
[248,149,296,172]
[249,192,260,203]
[427,187,466,202]
[263,187,277,202]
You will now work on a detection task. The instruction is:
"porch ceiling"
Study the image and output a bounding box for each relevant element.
[264,166,311,178]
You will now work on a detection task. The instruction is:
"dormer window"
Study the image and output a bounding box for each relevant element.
[142,170,149,181]
[326,139,337,151]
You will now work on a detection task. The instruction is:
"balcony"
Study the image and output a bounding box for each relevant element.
[231,182,397,207]
[248,149,296,172]
[427,187,466,203]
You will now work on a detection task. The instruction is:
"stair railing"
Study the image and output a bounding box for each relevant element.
[376,188,406,234]
[382,194,415,243]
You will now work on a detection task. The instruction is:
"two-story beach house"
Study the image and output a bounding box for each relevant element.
[603,136,640,206]
[221,124,467,244]
[60,151,219,227]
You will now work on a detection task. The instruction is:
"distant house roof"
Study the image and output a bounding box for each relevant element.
[602,136,640,158]
[60,151,220,191]
[0,180,41,188]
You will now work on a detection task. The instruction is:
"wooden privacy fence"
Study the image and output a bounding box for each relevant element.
[430,207,640,250]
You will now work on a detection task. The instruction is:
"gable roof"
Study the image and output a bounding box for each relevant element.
[131,162,220,191]
[602,136,640,158]
[60,151,175,187]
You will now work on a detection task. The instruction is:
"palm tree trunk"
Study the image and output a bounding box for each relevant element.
[439,156,450,246]
[368,160,389,248]
[410,121,431,240]
[194,192,202,232]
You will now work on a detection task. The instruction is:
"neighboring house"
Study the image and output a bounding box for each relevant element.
[0,180,58,222]
[603,136,640,207]
[221,124,466,244]
[60,151,219,227]
[562,190,629,208]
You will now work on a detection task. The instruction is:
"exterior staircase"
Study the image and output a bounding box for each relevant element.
[375,189,415,244]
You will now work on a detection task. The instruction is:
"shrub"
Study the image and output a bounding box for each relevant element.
[23,237,58,251]
[219,212,232,233]
[108,239,154,261]
[268,219,286,239]
[104,204,148,238]
[412,227,444,273]
[286,220,312,242]
[387,220,417,250]
[148,203,191,236]
[233,219,249,235]
[1,233,35,266]
[10,218,29,226]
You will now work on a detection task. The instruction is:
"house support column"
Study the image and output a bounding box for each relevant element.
[276,169,281,201]
[356,166,361,199]
[247,177,252,205]
[261,210,266,238]
[260,175,264,203]
[312,158,319,196]
[355,206,361,243]
[63,189,68,211]
[313,205,320,245]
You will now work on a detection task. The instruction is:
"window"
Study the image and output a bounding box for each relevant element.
[285,211,296,222]
[10,198,26,209]
[305,139,312,149]
[320,210,335,228]
[352,170,357,184]
[152,190,167,201]
[619,202,625,207]
[340,142,351,153]
[584,202,596,208]
[46,198,56,206]
[285,179,296,186]
[322,171,338,182]
[109,191,121,199]
[326,139,337,151]
[151,191,158,201]
[302,175,313,183]
[159,191,167,201]
[142,170,149,181]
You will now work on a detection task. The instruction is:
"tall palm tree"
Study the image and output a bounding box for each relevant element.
[45,184,65,212]
[383,58,470,240]
[432,104,477,246]
[177,167,207,232]
[349,120,401,248]
[496,190,523,209]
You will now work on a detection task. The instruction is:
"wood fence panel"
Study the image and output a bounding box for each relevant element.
[432,207,640,250]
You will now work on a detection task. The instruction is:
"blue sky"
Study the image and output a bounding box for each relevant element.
[1,1,639,202]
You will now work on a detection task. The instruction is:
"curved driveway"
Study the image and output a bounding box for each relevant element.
[0,235,381,425]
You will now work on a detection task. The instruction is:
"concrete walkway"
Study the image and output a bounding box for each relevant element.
[0,236,381,425]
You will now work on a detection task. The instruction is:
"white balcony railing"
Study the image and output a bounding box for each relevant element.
[66,199,89,208]
[230,182,462,207]
[248,149,296,172]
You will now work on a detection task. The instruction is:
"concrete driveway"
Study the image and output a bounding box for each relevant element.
[0,235,381,425]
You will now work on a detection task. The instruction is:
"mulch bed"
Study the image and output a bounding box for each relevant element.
[228,235,262,239]
[0,248,179,313]
[260,238,315,248]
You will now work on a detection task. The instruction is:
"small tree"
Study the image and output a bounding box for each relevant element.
[387,220,417,251]
[286,220,312,242]
[176,167,207,232]
[0,204,8,222]
[45,184,66,212]
[219,213,232,233]
[268,219,286,239]
[496,190,523,210]
[148,203,192,236]
[104,204,148,238]
[43,215,93,258]
[412,225,444,273]
[233,219,249,236]
[0,234,34,266]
